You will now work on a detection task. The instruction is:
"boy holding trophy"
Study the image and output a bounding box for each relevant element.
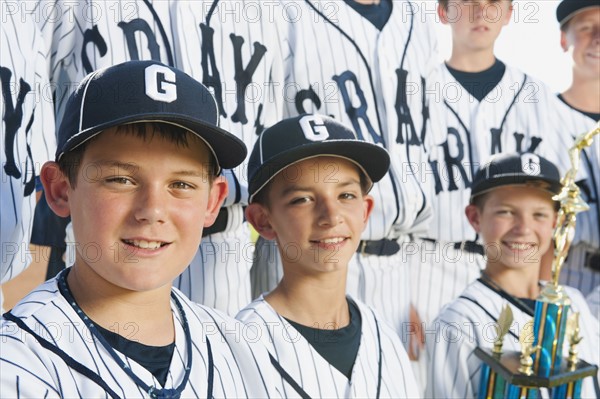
[425,152,599,398]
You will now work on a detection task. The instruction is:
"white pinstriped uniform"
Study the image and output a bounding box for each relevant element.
[425,281,600,398]
[251,0,440,342]
[236,295,420,398]
[0,274,277,398]
[1,10,56,310]
[36,0,286,315]
[410,65,574,327]
[546,97,599,297]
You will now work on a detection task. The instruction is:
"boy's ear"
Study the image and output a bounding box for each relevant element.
[501,2,513,26]
[41,162,71,217]
[560,30,569,52]
[465,204,482,233]
[203,176,228,228]
[363,195,375,223]
[245,203,276,241]
[438,3,450,25]
[552,209,559,228]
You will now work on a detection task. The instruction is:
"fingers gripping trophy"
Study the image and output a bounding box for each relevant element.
[475,123,600,399]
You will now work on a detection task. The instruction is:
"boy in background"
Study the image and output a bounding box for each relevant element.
[544,0,600,308]
[411,0,572,338]
[237,114,419,398]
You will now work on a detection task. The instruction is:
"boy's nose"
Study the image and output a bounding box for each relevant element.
[317,199,342,226]
[512,214,532,235]
[469,1,486,18]
[134,186,167,224]
[593,26,600,42]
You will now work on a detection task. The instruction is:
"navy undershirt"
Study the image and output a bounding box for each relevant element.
[446,59,506,102]
[558,94,600,122]
[344,0,393,30]
[517,298,537,312]
[285,298,362,380]
[95,324,175,387]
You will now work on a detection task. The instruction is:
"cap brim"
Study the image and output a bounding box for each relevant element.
[558,3,599,26]
[58,113,247,171]
[249,140,389,202]
[470,176,563,202]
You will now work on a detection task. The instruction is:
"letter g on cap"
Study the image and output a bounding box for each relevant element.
[299,114,329,141]
[521,153,541,176]
[145,64,177,103]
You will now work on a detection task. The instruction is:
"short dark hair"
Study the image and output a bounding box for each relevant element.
[58,122,218,187]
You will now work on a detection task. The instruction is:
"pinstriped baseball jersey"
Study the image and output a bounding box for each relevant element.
[37,0,179,126]
[36,0,287,314]
[409,241,484,326]
[236,295,420,398]
[251,0,440,341]
[547,98,599,296]
[0,274,276,398]
[1,11,56,306]
[408,65,572,332]
[426,63,573,243]
[425,280,600,398]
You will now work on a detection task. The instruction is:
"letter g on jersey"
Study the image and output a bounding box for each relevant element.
[300,114,329,141]
[145,64,177,103]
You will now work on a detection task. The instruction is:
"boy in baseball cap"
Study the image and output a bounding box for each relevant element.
[236,114,419,397]
[545,0,600,305]
[425,152,600,398]
[0,60,277,398]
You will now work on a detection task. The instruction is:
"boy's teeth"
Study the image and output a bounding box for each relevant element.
[128,240,162,249]
[320,237,344,244]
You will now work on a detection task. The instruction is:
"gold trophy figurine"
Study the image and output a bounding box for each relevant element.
[566,312,583,370]
[518,320,540,376]
[533,123,599,377]
[493,305,513,356]
[549,123,600,289]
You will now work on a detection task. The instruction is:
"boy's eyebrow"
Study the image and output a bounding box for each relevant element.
[171,169,208,178]
[93,160,138,173]
[93,160,206,177]
[279,177,362,196]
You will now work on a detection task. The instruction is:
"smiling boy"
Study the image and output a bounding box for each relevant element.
[425,152,600,398]
[237,114,419,398]
[0,61,275,398]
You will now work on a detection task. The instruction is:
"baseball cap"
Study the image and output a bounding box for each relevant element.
[556,0,599,26]
[470,152,563,202]
[56,60,246,173]
[247,114,390,203]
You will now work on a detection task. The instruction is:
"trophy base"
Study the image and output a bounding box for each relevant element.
[474,348,598,388]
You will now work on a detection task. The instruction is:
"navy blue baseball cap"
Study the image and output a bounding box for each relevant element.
[556,0,599,26]
[247,114,390,203]
[470,152,563,202]
[56,60,246,173]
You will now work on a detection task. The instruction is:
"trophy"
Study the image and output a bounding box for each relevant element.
[475,123,600,399]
